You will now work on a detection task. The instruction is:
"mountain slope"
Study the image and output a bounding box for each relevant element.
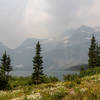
[0,25,100,72]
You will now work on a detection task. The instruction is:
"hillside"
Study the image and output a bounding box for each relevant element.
[0,68,100,100]
[66,64,88,71]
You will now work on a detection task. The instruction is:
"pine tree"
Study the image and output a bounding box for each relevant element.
[0,51,8,80]
[96,43,100,67]
[6,55,12,77]
[0,51,12,90]
[32,41,44,84]
[0,51,12,80]
[88,35,97,68]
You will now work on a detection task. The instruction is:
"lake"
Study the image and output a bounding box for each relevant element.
[11,70,79,80]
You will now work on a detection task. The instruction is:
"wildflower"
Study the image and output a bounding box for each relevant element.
[80,88,88,92]
[27,93,42,100]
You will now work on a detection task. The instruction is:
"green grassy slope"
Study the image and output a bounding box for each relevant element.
[0,67,100,100]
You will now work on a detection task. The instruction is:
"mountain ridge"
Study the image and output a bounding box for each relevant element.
[0,25,100,73]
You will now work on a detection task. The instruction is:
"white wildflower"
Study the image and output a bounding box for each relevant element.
[27,93,42,100]
[80,88,88,92]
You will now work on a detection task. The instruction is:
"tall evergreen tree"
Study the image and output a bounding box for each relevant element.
[32,41,44,84]
[0,51,12,80]
[6,55,12,77]
[0,51,12,90]
[88,35,97,68]
[0,51,8,80]
[96,43,100,67]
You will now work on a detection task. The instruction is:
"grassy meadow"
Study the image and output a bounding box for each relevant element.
[0,67,100,100]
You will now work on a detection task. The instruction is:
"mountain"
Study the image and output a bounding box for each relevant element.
[0,25,100,72]
[65,64,88,71]
[0,42,13,57]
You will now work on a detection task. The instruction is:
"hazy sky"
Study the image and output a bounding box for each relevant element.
[0,0,100,48]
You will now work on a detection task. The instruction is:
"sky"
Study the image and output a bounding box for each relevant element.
[0,0,100,48]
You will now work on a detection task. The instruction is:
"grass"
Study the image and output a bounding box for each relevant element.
[0,67,100,100]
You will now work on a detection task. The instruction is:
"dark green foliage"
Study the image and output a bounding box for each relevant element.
[47,76,59,83]
[80,66,85,73]
[0,51,12,79]
[9,76,32,89]
[7,76,58,89]
[88,35,100,68]
[41,75,59,83]
[64,74,81,84]
[0,77,8,90]
[0,51,12,90]
[32,41,44,84]
[80,67,100,77]
[6,55,12,76]
[64,67,100,83]
[88,35,97,68]
[96,43,100,67]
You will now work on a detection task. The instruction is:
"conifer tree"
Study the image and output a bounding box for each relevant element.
[0,51,12,89]
[88,35,97,68]
[32,41,44,84]
[6,55,12,77]
[96,43,100,67]
[0,51,8,80]
[0,51,12,80]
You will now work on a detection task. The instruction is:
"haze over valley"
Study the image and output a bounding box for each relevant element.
[0,26,100,75]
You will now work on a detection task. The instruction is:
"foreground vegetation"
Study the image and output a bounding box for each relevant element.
[0,67,100,100]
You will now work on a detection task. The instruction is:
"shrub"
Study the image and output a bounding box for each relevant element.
[64,74,80,82]
[64,82,76,88]
[64,67,100,83]
[47,76,59,83]
[80,67,100,77]
[8,76,32,89]
[41,75,59,83]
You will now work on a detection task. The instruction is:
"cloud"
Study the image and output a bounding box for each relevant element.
[22,0,96,38]
[21,0,52,39]
[46,0,95,30]
[76,0,100,27]
[0,0,28,48]
[15,64,24,68]
[0,0,100,48]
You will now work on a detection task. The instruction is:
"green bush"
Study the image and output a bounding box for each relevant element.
[47,76,59,83]
[64,81,76,88]
[7,75,59,89]
[80,67,100,77]
[64,74,80,82]
[41,75,59,83]
[8,76,32,89]
[64,67,100,83]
